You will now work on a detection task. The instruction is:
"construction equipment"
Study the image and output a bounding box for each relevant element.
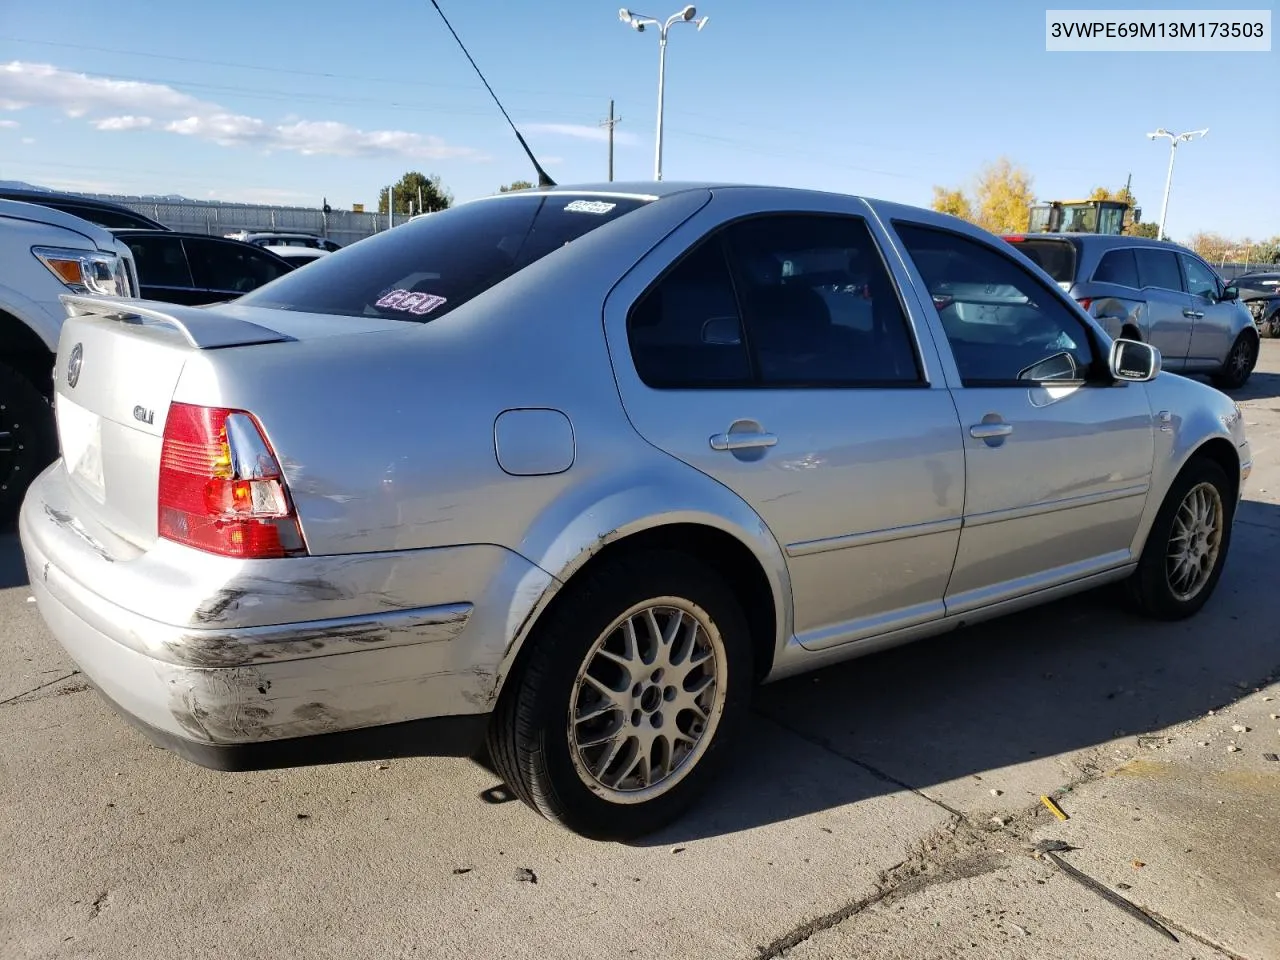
[1027,199,1138,236]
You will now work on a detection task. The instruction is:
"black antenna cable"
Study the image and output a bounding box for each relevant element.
[427,0,557,188]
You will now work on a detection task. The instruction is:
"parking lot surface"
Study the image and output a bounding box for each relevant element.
[3,353,1279,960]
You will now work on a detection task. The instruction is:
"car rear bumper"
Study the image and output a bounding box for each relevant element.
[19,463,555,766]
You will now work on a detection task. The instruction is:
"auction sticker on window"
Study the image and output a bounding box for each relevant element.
[564,199,617,215]
[376,289,448,315]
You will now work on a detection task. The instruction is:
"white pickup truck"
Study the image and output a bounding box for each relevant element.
[0,200,137,518]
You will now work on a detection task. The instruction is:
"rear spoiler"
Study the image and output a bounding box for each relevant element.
[60,295,295,350]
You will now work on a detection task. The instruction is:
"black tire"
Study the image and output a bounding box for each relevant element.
[487,549,754,841]
[1126,457,1234,621]
[0,362,57,523]
[1211,331,1258,390]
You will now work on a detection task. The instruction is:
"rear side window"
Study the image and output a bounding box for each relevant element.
[185,239,292,293]
[1006,239,1077,283]
[1092,248,1140,288]
[1135,248,1183,292]
[239,194,651,322]
[127,235,193,289]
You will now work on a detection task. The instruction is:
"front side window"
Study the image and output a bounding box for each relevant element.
[1180,254,1221,301]
[1135,248,1184,292]
[240,194,651,322]
[626,213,922,389]
[893,221,1097,386]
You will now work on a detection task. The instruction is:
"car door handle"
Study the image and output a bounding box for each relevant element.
[709,431,778,451]
[1183,308,1204,319]
[969,422,1014,439]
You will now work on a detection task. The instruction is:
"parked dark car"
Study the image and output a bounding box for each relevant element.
[1232,271,1280,337]
[115,230,296,305]
[0,188,168,231]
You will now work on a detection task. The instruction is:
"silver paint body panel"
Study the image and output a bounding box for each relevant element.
[19,182,1250,752]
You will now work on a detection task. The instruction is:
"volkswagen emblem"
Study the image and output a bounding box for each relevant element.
[66,342,83,389]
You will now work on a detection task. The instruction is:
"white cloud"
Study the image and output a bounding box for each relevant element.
[0,119,17,128]
[21,136,34,144]
[92,115,152,131]
[0,61,484,161]
[525,122,640,146]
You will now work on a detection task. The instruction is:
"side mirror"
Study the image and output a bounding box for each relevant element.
[1110,338,1161,382]
[1220,285,1239,302]
[1018,351,1080,383]
[701,316,742,346]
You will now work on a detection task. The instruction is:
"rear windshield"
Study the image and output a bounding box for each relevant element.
[1004,238,1078,283]
[238,194,651,321]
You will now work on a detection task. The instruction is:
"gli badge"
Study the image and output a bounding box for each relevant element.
[66,342,83,389]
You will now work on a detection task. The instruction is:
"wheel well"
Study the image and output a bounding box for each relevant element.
[0,310,55,399]
[509,524,779,690]
[1190,437,1241,507]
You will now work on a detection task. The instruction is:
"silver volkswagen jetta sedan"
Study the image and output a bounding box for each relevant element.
[20,182,1251,840]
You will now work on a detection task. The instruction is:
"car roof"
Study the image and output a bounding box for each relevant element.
[0,188,168,230]
[1011,232,1192,254]
[0,198,118,247]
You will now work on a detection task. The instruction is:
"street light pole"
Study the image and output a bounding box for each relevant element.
[1146,127,1208,241]
[619,6,709,181]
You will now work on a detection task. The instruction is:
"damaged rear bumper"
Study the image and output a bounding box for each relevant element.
[19,464,556,768]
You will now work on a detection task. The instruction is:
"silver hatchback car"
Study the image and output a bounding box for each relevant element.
[21,182,1251,839]
[1003,233,1260,390]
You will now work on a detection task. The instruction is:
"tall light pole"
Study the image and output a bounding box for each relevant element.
[618,6,709,181]
[1146,127,1208,241]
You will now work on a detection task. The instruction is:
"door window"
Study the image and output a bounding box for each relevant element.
[126,235,193,289]
[627,214,922,389]
[1092,248,1140,289]
[1180,254,1221,301]
[893,222,1098,386]
[722,215,921,386]
[1135,248,1184,292]
[184,239,291,294]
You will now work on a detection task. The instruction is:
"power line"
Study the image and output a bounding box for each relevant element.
[0,36,604,101]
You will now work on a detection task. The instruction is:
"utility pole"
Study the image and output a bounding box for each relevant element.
[599,99,622,181]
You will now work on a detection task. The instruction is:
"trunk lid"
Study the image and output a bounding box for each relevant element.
[51,295,406,548]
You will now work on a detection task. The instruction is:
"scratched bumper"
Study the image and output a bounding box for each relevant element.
[19,464,556,753]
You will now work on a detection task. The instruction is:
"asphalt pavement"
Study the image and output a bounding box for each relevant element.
[3,353,1279,960]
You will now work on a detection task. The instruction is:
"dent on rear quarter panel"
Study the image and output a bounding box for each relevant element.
[170,190,713,559]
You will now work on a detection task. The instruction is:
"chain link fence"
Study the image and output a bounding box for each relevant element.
[79,194,401,246]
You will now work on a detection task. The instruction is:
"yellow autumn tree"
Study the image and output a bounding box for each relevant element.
[930,186,973,221]
[972,158,1035,234]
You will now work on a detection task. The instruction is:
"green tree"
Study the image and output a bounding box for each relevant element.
[930,186,973,221]
[378,171,452,215]
[1128,221,1160,239]
[499,180,534,193]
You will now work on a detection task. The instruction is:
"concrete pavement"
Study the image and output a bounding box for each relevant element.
[3,354,1279,959]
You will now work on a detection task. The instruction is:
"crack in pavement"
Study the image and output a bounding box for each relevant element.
[0,670,80,707]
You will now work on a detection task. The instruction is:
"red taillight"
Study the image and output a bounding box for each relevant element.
[1077,297,1094,313]
[158,403,306,559]
[1003,235,1026,243]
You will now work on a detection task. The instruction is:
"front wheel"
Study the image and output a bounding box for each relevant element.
[1126,457,1233,620]
[1211,332,1258,390]
[487,550,754,840]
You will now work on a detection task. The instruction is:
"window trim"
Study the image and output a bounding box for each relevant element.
[889,219,1112,390]
[625,210,929,391]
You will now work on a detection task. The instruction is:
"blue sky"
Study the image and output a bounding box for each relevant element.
[0,0,1275,240]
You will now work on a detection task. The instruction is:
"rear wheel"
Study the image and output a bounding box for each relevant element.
[1211,331,1257,390]
[487,550,753,840]
[0,362,57,522]
[1126,457,1233,620]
